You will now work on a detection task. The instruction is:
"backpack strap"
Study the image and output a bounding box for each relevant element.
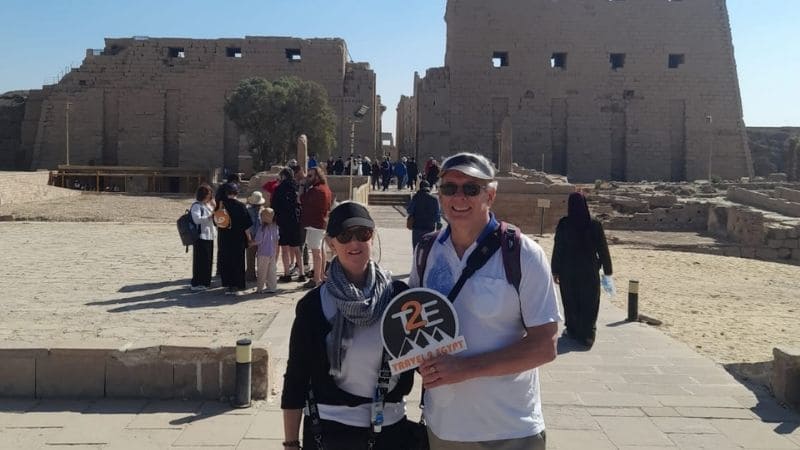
[416,223,523,294]
[499,221,522,294]
[448,228,502,302]
[415,230,440,285]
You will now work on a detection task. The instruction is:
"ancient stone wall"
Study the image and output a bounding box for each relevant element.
[0,92,28,170]
[492,179,573,234]
[414,67,451,159]
[708,205,800,262]
[0,345,268,399]
[395,94,416,157]
[606,202,710,232]
[412,0,752,182]
[727,187,800,218]
[14,36,377,171]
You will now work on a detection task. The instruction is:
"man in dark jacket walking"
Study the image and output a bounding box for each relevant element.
[406,157,419,191]
[405,180,441,249]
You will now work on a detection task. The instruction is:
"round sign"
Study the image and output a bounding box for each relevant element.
[381,288,462,370]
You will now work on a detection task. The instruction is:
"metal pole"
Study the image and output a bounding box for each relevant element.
[539,207,545,236]
[627,280,639,322]
[349,120,355,200]
[706,115,713,181]
[65,102,71,166]
[233,338,252,408]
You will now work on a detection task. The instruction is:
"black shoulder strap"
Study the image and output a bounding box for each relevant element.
[306,384,326,450]
[447,227,502,302]
[499,222,522,294]
[415,230,440,285]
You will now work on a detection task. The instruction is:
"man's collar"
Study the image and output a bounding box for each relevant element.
[437,213,499,245]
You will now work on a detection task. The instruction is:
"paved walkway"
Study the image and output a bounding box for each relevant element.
[2,211,799,448]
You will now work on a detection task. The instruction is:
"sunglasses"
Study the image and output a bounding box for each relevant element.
[438,182,487,197]
[335,226,374,244]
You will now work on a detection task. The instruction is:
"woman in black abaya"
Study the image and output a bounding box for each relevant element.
[551,192,612,348]
[218,183,253,295]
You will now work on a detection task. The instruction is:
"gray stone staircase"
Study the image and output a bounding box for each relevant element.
[368,191,411,206]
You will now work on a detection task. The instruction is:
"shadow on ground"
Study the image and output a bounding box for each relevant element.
[117,279,188,293]
[87,284,308,313]
[0,399,238,425]
[724,360,800,434]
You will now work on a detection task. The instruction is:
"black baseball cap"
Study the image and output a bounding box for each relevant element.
[440,152,495,180]
[419,180,431,191]
[326,202,375,237]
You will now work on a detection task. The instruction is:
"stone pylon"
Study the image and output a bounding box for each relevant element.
[297,134,308,172]
[497,115,513,175]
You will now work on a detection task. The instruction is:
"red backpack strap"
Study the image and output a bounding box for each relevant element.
[415,230,440,285]
[499,222,522,294]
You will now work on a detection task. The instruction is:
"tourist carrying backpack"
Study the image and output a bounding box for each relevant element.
[190,184,217,291]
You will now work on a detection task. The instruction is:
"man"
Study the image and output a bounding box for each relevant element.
[409,152,560,449]
[380,156,392,191]
[394,157,408,191]
[406,156,419,191]
[333,156,344,175]
[406,180,440,249]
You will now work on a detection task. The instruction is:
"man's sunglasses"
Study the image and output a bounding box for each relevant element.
[335,226,374,244]
[438,182,487,197]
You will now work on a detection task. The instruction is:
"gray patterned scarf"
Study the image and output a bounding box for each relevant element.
[325,257,394,378]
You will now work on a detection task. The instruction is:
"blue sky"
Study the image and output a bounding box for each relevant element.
[1,0,797,136]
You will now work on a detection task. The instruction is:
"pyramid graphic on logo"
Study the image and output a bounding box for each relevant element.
[396,327,456,357]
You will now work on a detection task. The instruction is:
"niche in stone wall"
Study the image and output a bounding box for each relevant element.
[550,53,567,70]
[492,52,509,68]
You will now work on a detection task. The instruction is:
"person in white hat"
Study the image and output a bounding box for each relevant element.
[411,152,560,449]
[245,191,267,282]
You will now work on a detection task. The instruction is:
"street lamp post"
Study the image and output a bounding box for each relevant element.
[706,115,713,181]
[65,102,71,166]
[348,105,370,200]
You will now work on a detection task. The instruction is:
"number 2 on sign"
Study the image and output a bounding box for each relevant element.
[402,301,426,332]
[391,300,444,335]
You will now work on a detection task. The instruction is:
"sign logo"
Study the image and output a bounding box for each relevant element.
[381,288,467,375]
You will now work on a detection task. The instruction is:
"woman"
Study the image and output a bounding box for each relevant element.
[300,167,333,288]
[217,183,253,295]
[551,192,613,348]
[190,184,216,291]
[281,202,414,450]
[272,168,304,282]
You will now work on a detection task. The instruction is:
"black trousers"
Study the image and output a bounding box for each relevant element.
[191,239,213,287]
[302,416,410,450]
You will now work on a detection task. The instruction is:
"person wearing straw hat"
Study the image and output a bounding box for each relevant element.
[245,191,267,282]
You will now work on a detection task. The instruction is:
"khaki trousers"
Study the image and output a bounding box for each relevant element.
[428,429,546,450]
[256,255,277,291]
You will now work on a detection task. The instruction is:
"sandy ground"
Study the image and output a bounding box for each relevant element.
[1,192,799,386]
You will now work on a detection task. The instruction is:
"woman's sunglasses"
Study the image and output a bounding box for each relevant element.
[438,182,487,197]
[335,227,374,244]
